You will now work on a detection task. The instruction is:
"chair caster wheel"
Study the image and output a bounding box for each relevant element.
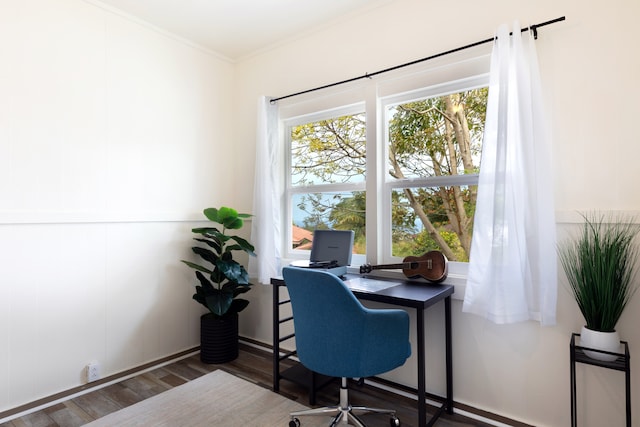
[390,415,401,426]
[289,417,301,427]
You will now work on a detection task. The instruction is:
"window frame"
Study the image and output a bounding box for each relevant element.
[278,56,491,289]
[378,74,489,277]
[284,101,367,262]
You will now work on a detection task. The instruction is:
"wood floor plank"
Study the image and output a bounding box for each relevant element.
[161,359,208,381]
[118,373,169,401]
[45,401,91,427]
[156,373,187,388]
[71,390,121,420]
[5,411,53,427]
[94,383,140,409]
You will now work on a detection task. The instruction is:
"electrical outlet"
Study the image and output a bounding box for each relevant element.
[86,362,100,382]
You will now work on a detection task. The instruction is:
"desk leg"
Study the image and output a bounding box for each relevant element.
[421,298,453,427]
[273,283,280,393]
[445,295,453,414]
[416,307,426,427]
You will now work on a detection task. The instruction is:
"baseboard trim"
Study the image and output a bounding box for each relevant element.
[0,347,200,423]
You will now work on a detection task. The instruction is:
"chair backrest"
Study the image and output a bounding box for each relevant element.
[282,267,411,379]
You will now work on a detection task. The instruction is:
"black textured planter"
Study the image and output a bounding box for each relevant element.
[200,312,239,364]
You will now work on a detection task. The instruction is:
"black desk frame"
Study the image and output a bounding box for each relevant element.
[271,273,454,427]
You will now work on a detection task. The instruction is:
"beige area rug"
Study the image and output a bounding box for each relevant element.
[85,370,332,426]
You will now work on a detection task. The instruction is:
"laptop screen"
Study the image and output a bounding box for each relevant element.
[309,230,354,267]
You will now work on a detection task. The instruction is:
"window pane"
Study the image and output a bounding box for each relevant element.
[391,185,477,262]
[292,191,366,254]
[386,89,487,179]
[290,113,366,186]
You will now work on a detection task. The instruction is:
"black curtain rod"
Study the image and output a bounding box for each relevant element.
[271,16,565,104]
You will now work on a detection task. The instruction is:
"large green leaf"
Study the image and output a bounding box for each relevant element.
[209,268,226,286]
[205,291,233,317]
[192,246,218,265]
[228,235,255,255]
[229,298,250,314]
[193,229,229,245]
[215,207,238,227]
[181,260,212,274]
[192,271,215,307]
[204,207,239,226]
[193,237,222,254]
[194,271,214,290]
[191,226,220,235]
[203,207,253,230]
[217,259,249,284]
[203,207,222,223]
[232,285,251,298]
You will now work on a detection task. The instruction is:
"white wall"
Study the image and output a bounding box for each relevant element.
[235,0,640,426]
[0,0,234,413]
[2,0,639,425]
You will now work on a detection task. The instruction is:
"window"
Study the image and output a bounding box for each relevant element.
[287,105,367,254]
[382,85,487,263]
[282,66,489,278]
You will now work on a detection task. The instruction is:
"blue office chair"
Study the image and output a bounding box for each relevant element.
[282,266,411,427]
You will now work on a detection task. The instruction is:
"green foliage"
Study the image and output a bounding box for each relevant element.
[290,89,487,261]
[558,212,639,332]
[392,229,467,261]
[182,207,256,318]
[388,90,487,178]
[386,91,486,260]
[299,193,333,230]
[329,192,366,236]
[291,113,366,186]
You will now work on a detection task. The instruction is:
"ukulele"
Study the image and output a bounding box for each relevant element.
[359,251,448,283]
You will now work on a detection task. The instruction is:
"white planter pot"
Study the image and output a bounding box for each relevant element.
[580,326,621,362]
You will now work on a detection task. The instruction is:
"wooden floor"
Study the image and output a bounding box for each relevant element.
[1,344,496,427]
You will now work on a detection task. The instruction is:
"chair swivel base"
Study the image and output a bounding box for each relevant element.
[288,378,401,427]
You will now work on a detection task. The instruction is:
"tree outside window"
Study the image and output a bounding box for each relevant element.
[288,87,487,262]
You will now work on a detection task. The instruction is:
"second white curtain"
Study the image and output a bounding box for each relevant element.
[462,22,557,325]
[249,96,281,284]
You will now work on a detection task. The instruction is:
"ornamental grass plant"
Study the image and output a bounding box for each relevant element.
[558,212,640,332]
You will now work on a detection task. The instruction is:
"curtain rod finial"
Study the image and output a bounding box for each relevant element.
[531,25,539,40]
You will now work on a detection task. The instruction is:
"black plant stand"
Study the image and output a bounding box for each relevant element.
[570,333,630,427]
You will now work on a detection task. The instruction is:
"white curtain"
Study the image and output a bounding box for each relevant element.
[462,22,557,325]
[249,96,282,284]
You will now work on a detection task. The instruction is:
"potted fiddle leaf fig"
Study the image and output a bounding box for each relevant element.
[182,206,256,363]
[558,212,639,361]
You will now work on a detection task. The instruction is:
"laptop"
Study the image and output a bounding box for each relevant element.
[292,229,354,276]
